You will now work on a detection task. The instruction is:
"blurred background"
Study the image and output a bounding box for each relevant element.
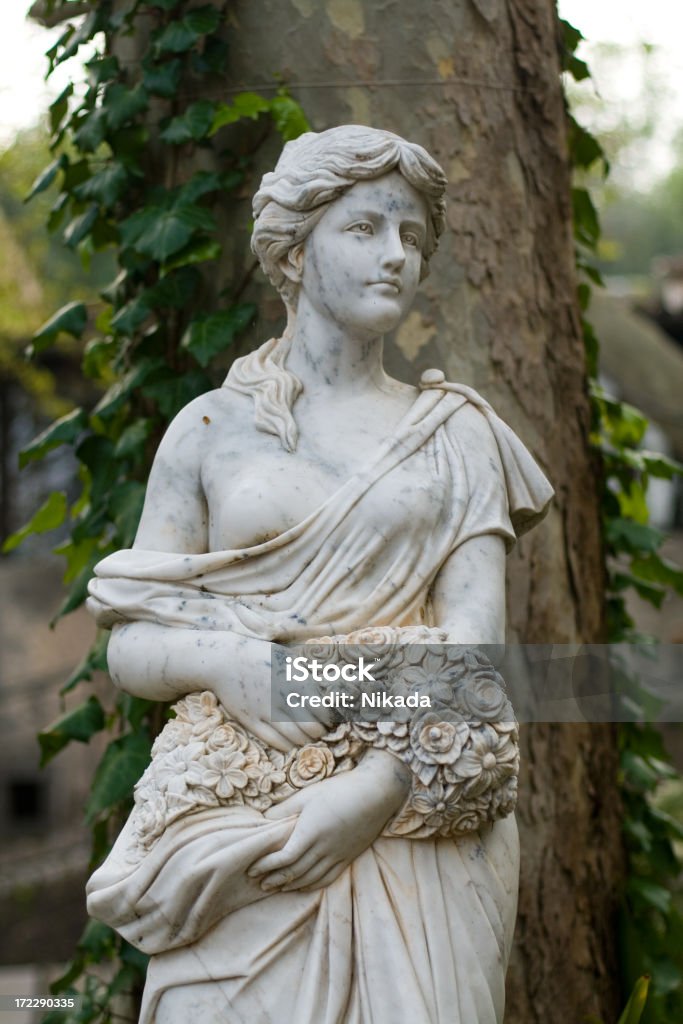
[0,0,681,1018]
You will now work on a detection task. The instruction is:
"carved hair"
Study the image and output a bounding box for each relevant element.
[251,125,447,309]
[225,125,448,451]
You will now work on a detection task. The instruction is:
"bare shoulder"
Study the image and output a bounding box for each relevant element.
[134,386,250,552]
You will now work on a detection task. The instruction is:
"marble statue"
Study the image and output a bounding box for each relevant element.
[85,125,554,1023]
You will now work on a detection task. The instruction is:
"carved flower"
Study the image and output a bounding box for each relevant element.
[151,718,194,756]
[446,724,519,795]
[489,776,518,818]
[206,722,250,754]
[288,744,335,787]
[174,691,224,740]
[133,785,168,844]
[448,807,487,835]
[188,749,250,800]
[410,711,470,766]
[410,779,462,829]
[301,641,341,663]
[155,742,206,796]
[455,671,511,723]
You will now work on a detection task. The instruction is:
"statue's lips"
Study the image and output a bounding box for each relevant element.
[368,280,401,293]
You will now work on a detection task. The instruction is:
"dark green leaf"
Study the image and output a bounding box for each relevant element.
[86,55,120,87]
[109,480,146,544]
[627,877,671,915]
[181,305,255,367]
[110,295,152,335]
[73,107,107,152]
[114,418,154,459]
[83,336,117,379]
[86,731,152,822]
[572,187,600,247]
[117,694,156,732]
[630,553,683,595]
[190,35,229,74]
[154,5,221,54]
[39,696,105,766]
[92,357,166,419]
[133,205,216,261]
[60,632,110,696]
[76,162,129,206]
[160,100,216,144]
[606,518,664,557]
[2,491,67,553]
[26,154,67,201]
[33,301,88,349]
[143,58,182,97]
[48,83,73,135]
[641,451,683,480]
[162,236,221,270]
[19,408,87,468]
[142,368,212,418]
[178,171,223,204]
[64,204,99,248]
[104,83,149,130]
[144,266,201,307]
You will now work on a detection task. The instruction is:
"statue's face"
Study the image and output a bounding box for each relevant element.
[297,170,428,336]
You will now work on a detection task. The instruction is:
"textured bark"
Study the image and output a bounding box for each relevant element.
[123,0,625,1018]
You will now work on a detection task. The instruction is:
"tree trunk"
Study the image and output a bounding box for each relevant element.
[123,0,626,1018]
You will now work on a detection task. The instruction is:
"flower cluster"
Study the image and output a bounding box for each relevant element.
[306,628,520,839]
[130,630,519,855]
[130,691,358,856]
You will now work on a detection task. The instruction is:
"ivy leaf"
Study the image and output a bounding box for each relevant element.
[64,203,99,248]
[630,554,683,596]
[162,236,222,270]
[92,357,166,419]
[270,94,310,141]
[144,267,201,308]
[19,408,87,468]
[606,518,664,557]
[73,107,108,152]
[38,696,105,766]
[178,171,223,204]
[76,162,130,206]
[104,83,149,130]
[142,367,212,418]
[26,154,67,201]
[627,877,672,916]
[131,205,216,261]
[32,301,88,351]
[109,480,146,545]
[2,491,68,553]
[110,295,152,335]
[86,731,152,822]
[48,83,73,135]
[114,418,154,459]
[572,187,600,248]
[641,451,683,480]
[181,305,256,367]
[210,92,270,134]
[154,5,221,54]
[86,55,120,87]
[143,58,182,97]
[160,100,216,144]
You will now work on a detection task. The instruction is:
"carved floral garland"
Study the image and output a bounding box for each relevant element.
[130,627,519,855]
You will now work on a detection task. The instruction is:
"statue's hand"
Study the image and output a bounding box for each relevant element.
[246,750,411,891]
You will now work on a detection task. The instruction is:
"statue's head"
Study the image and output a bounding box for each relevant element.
[251,125,447,317]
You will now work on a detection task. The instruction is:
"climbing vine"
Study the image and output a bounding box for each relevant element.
[3,1,308,1019]
[561,19,683,1023]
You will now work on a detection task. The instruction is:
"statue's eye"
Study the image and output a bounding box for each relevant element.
[402,232,419,247]
[349,222,373,235]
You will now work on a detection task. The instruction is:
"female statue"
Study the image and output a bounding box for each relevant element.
[86,125,553,1023]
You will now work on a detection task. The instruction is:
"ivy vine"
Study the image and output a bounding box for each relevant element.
[562,19,683,1023]
[4,1,308,1019]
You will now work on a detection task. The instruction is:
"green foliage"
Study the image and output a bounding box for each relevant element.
[563,21,683,1023]
[7,1,309,1018]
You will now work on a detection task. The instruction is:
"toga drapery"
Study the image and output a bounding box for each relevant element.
[86,379,553,1024]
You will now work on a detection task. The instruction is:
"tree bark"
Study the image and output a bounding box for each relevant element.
[123,0,626,1018]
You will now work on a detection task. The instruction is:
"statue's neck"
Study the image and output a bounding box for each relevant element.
[284,298,388,397]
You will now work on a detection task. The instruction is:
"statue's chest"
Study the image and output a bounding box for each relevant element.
[200,427,446,551]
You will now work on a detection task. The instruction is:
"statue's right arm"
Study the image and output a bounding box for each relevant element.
[104,393,327,751]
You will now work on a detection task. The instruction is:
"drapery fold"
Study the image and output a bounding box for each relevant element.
[86,381,549,1022]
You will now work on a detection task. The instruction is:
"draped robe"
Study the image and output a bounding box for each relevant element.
[86,379,553,1024]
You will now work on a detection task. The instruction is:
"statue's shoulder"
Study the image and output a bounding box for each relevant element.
[418,369,499,448]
